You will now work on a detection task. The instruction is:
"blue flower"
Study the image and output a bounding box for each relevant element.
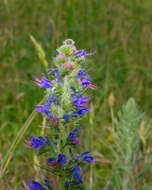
[80,78,91,87]
[46,93,60,103]
[83,156,94,162]
[72,96,88,107]
[74,50,86,57]
[47,157,57,168]
[68,128,80,139]
[26,180,44,190]
[74,151,93,161]
[57,154,66,165]
[54,50,59,54]
[85,75,91,80]
[68,128,80,144]
[47,157,55,163]
[34,104,54,119]
[29,135,49,149]
[72,165,81,173]
[77,69,85,78]
[73,172,83,184]
[64,181,72,187]
[34,75,53,88]
[75,152,94,162]
[80,151,91,157]
[35,93,59,118]
[62,114,70,122]
[80,78,96,89]
[34,105,49,114]
[73,107,90,115]
[72,165,82,184]
[71,93,81,99]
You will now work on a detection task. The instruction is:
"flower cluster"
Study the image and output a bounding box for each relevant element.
[25,39,96,190]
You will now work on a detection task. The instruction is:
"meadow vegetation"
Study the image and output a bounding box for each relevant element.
[0,0,152,189]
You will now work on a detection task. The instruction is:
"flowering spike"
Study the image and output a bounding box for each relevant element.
[24,39,96,189]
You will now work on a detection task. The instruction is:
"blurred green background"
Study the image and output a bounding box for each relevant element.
[1,0,152,189]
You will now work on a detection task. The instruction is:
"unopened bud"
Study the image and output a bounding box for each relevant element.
[63,39,75,45]
[108,93,115,107]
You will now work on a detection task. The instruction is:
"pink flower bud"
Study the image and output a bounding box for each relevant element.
[57,53,67,59]
[62,62,75,69]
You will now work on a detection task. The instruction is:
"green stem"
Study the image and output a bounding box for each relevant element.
[110,106,114,128]
[89,103,94,189]
[59,176,65,190]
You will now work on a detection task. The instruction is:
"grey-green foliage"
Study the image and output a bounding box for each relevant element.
[110,98,144,190]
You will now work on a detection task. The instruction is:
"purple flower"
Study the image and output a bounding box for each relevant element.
[34,104,54,119]
[72,165,82,184]
[26,180,44,190]
[73,172,83,184]
[34,75,53,88]
[64,181,72,186]
[47,157,55,163]
[34,105,49,114]
[72,96,88,107]
[74,49,94,57]
[71,93,81,99]
[80,78,91,87]
[62,114,70,122]
[57,154,66,165]
[47,94,60,102]
[71,137,80,144]
[68,129,80,144]
[73,107,90,115]
[77,69,85,78]
[47,157,57,168]
[80,151,91,157]
[85,75,91,80]
[41,93,59,112]
[29,135,49,149]
[68,128,80,138]
[75,151,94,162]
[83,156,94,162]
[68,128,80,144]
[72,165,81,173]
[74,151,92,161]
[54,50,59,54]
[74,50,86,57]
[47,154,66,168]
[80,78,96,89]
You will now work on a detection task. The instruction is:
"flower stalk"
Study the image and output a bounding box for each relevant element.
[25,39,96,190]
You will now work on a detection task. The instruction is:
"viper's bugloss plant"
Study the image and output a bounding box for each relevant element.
[25,39,96,190]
